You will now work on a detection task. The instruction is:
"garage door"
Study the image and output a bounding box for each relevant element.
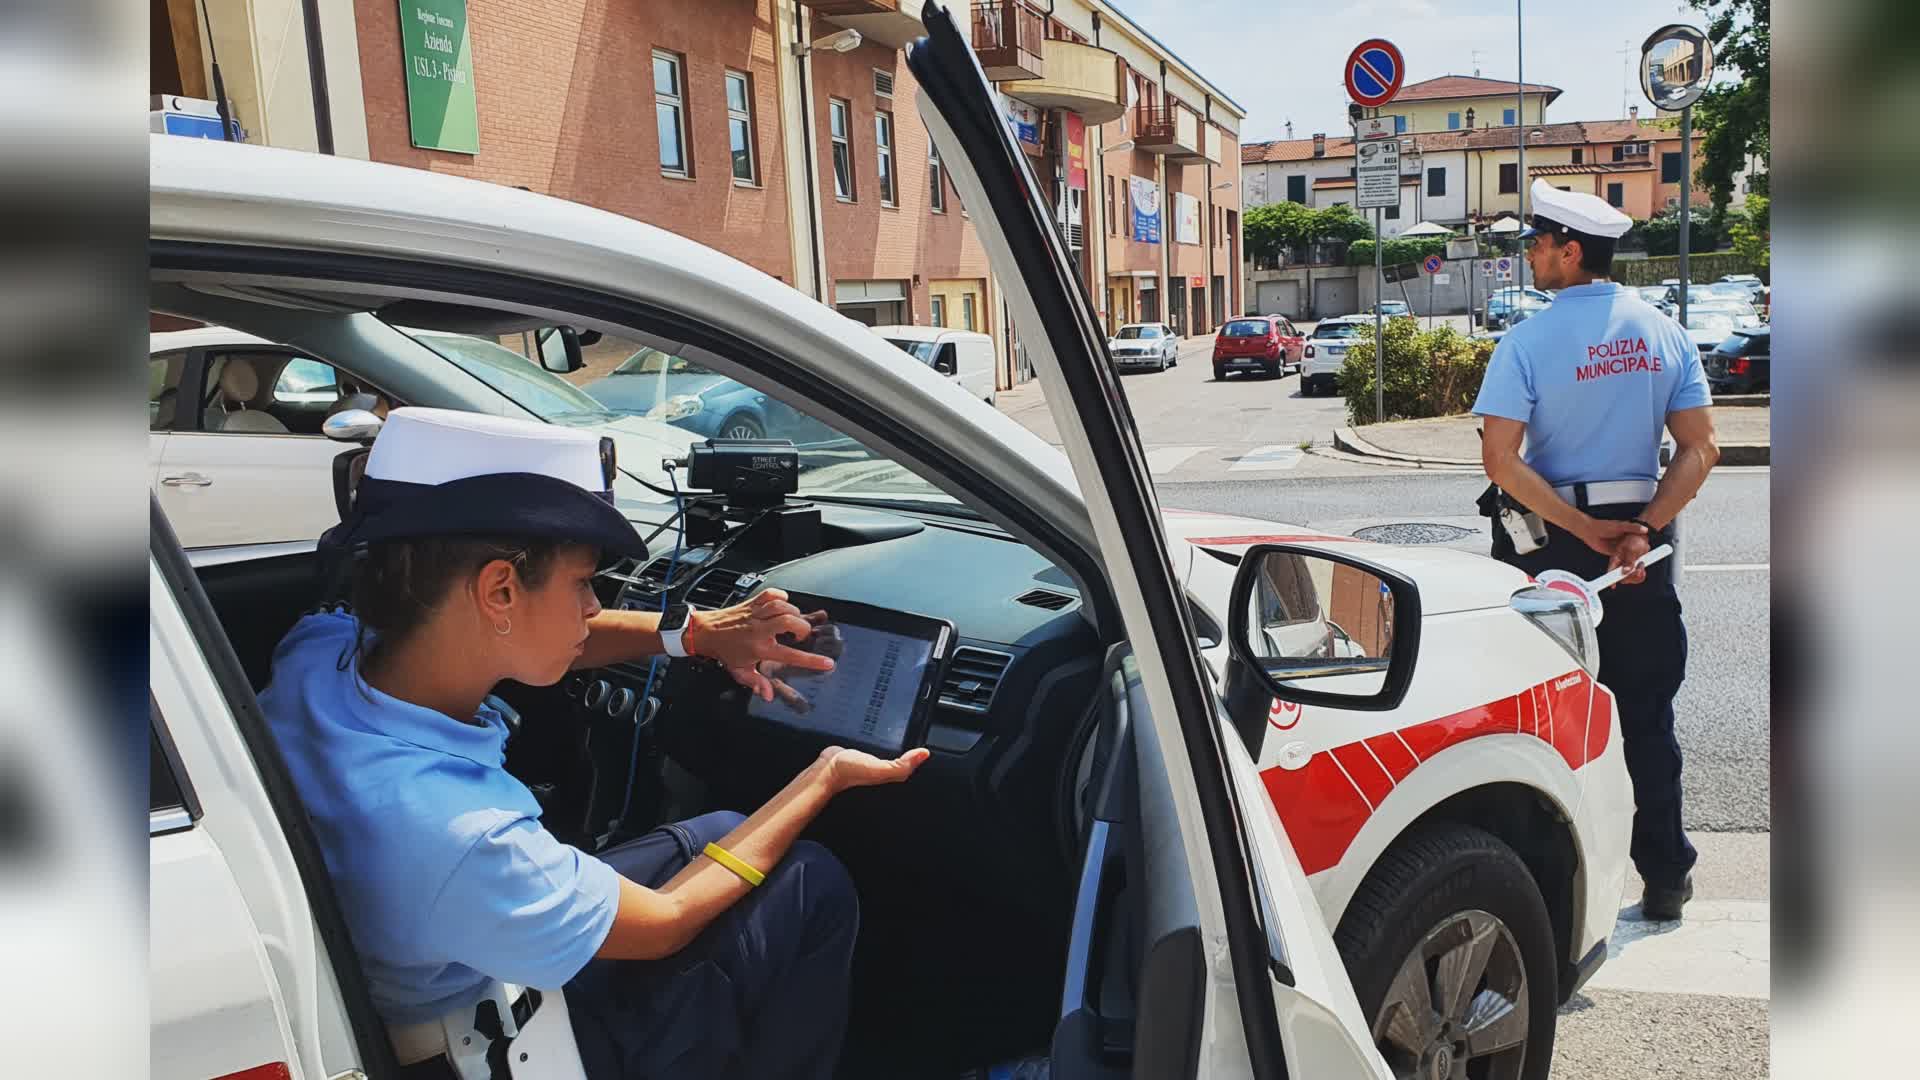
[1255,280,1299,317]
[1314,278,1357,319]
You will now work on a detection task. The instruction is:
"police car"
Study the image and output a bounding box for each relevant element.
[148,13,1629,1079]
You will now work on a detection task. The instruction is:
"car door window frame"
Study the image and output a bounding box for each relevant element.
[906,14,1293,1073]
[150,695,202,835]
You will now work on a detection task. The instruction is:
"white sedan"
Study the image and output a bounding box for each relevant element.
[1106,322,1179,372]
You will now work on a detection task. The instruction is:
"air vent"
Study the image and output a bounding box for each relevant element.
[939,646,1013,714]
[1014,588,1076,611]
[873,70,895,98]
[686,571,746,610]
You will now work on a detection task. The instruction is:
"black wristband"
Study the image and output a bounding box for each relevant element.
[1630,517,1666,544]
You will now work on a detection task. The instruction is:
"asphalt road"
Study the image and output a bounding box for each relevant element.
[998,333,1772,1078]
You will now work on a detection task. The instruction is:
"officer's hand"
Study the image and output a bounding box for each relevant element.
[819,745,932,792]
[1577,517,1646,559]
[1609,533,1652,587]
[695,591,833,701]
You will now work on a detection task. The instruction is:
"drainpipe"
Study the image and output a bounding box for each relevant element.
[1205,95,1214,330]
[299,0,334,153]
[791,6,828,302]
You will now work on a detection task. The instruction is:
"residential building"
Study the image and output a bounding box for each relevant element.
[1374,75,1560,135]
[152,0,1245,393]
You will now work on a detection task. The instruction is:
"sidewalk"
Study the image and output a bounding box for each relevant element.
[1334,399,1771,468]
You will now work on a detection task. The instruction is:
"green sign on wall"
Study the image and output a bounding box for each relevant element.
[399,0,478,154]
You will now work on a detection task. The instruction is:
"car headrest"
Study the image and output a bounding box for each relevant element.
[220,361,262,404]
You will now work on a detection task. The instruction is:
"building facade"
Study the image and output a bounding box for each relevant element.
[152,0,1246,391]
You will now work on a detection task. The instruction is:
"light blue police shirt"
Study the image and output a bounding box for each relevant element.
[1472,282,1711,487]
[259,612,621,1024]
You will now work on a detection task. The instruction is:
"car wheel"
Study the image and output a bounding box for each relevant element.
[718,414,765,441]
[1337,825,1559,1080]
[1213,366,1226,381]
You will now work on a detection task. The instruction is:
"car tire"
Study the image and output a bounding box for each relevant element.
[718,413,765,441]
[1336,824,1559,1080]
[1213,366,1226,381]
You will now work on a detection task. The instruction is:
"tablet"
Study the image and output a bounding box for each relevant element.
[742,592,952,758]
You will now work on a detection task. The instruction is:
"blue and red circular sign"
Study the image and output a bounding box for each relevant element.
[1422,254,1445,275]
[1345,39,1405,108]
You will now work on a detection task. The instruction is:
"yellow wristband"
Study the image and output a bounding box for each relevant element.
[702,842,765,887]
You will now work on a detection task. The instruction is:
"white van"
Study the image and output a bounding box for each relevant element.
[872,325,997,404]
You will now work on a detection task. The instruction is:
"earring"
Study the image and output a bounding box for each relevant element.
[496,618,512,636]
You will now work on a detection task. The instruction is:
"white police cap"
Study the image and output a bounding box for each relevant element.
[330,407,646,556]
[1519,179,1634,241]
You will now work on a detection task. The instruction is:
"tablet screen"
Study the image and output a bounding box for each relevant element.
[741,595,950,756]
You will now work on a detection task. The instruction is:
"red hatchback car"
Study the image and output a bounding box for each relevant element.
[1212,315,1304,380]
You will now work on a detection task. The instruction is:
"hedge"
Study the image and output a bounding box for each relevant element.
[1339,319,1495,425]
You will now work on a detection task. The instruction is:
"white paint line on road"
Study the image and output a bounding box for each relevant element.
[1585,900,1770,1000]
[1146,445,1211,474]
[1685,563,1770,573]
[1227,445,1304,472]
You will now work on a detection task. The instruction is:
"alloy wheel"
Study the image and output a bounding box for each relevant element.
[1371,909,1531,1080]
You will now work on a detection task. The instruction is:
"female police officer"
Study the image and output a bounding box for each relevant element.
[259,407,929,1078]
[1474,181,1720,923]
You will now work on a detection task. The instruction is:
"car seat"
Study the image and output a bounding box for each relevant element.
[387,982,589,1080]
[208,361,290,433]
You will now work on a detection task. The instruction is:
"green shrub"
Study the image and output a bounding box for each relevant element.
[1340,320,1495,425]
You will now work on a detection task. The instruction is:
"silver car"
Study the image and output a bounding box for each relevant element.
[1106,322,1179,372]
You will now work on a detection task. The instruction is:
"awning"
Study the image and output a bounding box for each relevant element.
[834,279,908,304]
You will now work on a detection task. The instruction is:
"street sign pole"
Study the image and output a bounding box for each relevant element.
[1344,36,1405,425]
[1373,202,1385,423]
[1678,103,1692,328]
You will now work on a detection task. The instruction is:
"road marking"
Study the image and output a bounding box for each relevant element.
[1685,563,1770,573]
[1228,445,1304,472]
[1145,445,1211,474]
[1585,900,1770,999]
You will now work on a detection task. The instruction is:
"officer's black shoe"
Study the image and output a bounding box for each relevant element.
[1640,876,1694,921]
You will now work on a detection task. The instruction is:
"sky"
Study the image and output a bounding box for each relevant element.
[1107,0,1716,143]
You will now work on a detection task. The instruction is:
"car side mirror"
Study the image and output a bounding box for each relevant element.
[535,326,586,374]
[1226,544,1422,712]
[322,407,385,444]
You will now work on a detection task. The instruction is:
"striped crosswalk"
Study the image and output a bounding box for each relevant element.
[1141,443,1305,475]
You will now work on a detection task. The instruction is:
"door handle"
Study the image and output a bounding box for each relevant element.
[161,473,213,488]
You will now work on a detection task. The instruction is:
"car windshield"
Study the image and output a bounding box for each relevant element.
[885,339,939,363]
[1715,332,1754,355]
[1638,287,1668,302]
[1313,322,1365,339]
[1116,325,1162,339]
[1223,319,1271,337]
[579,341,971,515]
[404,329,620,424]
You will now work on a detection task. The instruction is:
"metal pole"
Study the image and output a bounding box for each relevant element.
[1514,0,1527,295]
[1677,104,1692,328]
[1374,205,1385,423]
[300,0,334,154]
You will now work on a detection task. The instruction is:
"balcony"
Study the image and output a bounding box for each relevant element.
[1135,105,1201,158]
[972,0,1045,82]
[1001,39,1128,125]
[803,0,925,51]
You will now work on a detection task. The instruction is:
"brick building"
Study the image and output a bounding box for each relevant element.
[152,0,1246,386]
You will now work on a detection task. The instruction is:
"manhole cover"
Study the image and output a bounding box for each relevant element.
[1352,523,1478,545]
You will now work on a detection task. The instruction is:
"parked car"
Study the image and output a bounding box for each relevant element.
[1483,287,1553,330]
[1680,307,1747,353]
[1367,299,1411,318]
[872,325,998,404]
[148,30,1631,1077]
[1105,321,1178,372]
[1718,273,1767,305]
[1705,324,1770,393]
[1634,285,1671,311]
[1300,315,1372,396]
[584,346,850,447]
[1212,315,1302,379]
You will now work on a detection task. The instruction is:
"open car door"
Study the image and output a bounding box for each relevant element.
[908,7,1388,1078]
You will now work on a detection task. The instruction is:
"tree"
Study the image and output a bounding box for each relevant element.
[1312,205,1374,244]
[1242,201,1315,264]
[1629,204,1738,256]
[1728,194,1768,270]
[1688,0,1769,209]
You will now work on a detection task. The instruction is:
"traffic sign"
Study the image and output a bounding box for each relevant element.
[1355,137,1400,209]
[1345,39,1405,108]
[1496,257,1512,273]
[1422,254,1444,275]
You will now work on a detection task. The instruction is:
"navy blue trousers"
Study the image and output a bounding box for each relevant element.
[566,811,859,1080]
[1494,502,1698,890]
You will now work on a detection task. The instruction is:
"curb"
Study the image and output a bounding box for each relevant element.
[1335,425,1769,468]
[1332,426,1480,468]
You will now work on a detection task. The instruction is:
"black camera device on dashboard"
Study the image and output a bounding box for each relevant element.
[684,438,800,502]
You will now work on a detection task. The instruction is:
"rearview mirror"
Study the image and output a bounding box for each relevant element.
[322,407,385,444]
[535,326,586,374]
[1226,544,1421,711]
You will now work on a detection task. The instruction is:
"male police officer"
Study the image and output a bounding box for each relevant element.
[1474,181,1720,921]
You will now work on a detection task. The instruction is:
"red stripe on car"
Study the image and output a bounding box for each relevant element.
[1263,672,1605,875]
